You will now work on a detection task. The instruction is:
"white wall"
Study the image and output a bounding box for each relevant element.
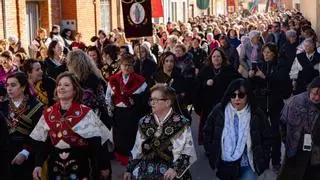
[160,0,189,23]
[300,0,320,36]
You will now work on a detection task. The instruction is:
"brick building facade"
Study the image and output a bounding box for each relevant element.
[0,0,122,49]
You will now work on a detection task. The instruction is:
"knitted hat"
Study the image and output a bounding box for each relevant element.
[307,76,320,91]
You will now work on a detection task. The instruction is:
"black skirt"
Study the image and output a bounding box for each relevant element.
[113,107,139,156]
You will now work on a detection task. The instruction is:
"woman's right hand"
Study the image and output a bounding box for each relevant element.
[33,166,42,180]
[123,172,132,180]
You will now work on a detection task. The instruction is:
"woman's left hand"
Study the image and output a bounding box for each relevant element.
[164,168,177,180]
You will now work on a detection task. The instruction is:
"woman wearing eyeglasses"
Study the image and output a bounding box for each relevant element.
[124,84,196,180]
[106,54,149,166]
[203,78,272,180]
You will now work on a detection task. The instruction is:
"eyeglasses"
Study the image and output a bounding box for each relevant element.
[231,92,246,99]
[148,98,167,105]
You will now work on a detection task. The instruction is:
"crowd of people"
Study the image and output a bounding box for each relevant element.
[0,8,320,180]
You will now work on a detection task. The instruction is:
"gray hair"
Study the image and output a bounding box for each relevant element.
[168,35,179,44]
[285,29,297,38]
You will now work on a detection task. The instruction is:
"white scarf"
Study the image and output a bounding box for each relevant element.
[221,103,251,162]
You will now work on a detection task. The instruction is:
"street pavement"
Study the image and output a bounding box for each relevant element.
[111,112,278,180]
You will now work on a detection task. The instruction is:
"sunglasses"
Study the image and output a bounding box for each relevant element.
[231,92,246,99]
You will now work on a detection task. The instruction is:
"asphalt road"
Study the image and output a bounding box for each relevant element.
[111,112,278,180]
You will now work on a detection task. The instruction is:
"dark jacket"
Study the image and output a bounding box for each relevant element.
[279,40,299,70]
[189,47,208,70]
[134,57,157,83]
[195,65,241,115]
[203,103,272,176]
[265,31,287,49]
[0,111,10,180]
[41,76,56,106]
[43,57,67,80]
[222,44,240,70]
[151,67,190,119]
[250,60,292,112]
[295,52,320,94]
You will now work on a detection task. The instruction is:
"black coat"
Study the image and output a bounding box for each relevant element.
[195,65,241,115]
[43,58,67,80]
[189,47,208,70]
[250,60,292,112]
[134,58,157,83]
[279,40,299,70]
[222,45,240,70]
[203,104,272,176]
[151,67,190,119]
[295,52,320,94]
[0,111,10,180]
[41,76,56,106]
[265,31,287,49]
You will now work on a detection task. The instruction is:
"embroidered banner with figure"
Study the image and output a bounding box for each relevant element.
[122,0,153,38]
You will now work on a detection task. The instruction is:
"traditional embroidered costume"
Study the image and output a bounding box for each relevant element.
[106,72,148,165]
[127,109,197,179]
[0,96,43,180]
[30,102,113,180]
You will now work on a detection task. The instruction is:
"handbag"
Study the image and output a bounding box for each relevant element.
[216,159,241,180]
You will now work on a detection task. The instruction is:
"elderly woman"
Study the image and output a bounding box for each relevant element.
[279,29,299,70]
[106,54,149,165]
[195,48,240,145]
[279,77,320,180]
[0,72,44,180]
[31,72,113,180]
[239,30,264,73]
[203,78,272,180]
[124,84,196,180]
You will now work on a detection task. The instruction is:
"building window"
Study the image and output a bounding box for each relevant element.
[100,0,111,33]
[183,2,186,21]
[171,2,177,22]
[26,2,39,45]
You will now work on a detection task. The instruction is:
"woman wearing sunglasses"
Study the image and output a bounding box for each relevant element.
[203,78,272,180]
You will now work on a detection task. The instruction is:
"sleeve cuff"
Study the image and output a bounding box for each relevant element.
[19,149,30,159]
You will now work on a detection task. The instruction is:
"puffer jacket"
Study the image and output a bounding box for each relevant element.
[203,103,273,176]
